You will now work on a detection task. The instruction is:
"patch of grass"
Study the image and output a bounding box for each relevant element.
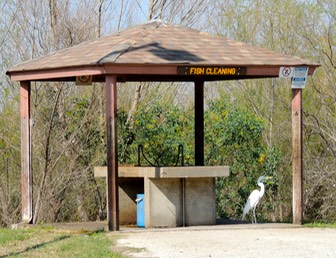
[0,227,124,257]
[45,232,123,258]
[0,228,28,244]
[304,222,336,228]
[0,227,46,245]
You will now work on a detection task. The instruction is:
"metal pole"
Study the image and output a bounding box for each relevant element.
[195,80,204,166]
[106,75,119,231]
[292,88,303,224]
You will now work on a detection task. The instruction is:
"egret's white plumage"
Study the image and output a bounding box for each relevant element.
[242,176,270,223]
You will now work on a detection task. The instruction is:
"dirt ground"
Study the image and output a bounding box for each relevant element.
[116,223,336,258]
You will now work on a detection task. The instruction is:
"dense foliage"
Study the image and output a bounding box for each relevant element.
[204,98,280,220]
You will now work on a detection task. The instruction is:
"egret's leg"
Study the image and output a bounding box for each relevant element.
[253,206,257,224]
[252,207,255,223]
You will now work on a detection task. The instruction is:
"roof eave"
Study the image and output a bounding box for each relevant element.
[6,63,320,82]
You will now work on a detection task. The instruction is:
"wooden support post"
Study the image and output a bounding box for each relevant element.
[20,81,33,223]
[195,80,204,166]
[106,75,119,231]
[292,88,303,224]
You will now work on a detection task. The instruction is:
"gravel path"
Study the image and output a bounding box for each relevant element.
[117,224,336,258]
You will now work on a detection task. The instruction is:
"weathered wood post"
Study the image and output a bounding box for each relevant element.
[292,88,303,224]
[106,75,119,231]
[20,81,33,223]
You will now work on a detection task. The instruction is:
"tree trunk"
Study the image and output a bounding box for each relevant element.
[49,0,59,49]
[97,0,104,38]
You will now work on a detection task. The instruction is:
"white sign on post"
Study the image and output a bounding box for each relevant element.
[279,66,294,78]
[291,67,308,89]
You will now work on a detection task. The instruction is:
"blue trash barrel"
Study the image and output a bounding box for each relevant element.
[136,194,145,227]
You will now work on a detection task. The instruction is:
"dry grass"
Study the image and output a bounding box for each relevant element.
[0,226,124,257]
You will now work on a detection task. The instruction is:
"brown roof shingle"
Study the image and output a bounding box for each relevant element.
[7,20,318,74]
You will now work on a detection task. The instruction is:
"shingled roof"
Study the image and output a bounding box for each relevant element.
[6,20,319,82]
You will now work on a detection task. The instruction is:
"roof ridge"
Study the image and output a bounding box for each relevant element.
[111,20,163,63]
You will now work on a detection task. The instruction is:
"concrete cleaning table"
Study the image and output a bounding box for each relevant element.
[94,166,229,228]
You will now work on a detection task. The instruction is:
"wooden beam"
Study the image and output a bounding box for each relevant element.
[20,81,33,223]
[7,65,178,81]
[246,65,318,77]
[7,64,319,82]
[8,66,105,81]
[106,75,119,231]
[292,88,303,224]
[195,80,204,166]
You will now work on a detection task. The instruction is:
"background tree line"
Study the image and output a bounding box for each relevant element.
[0,0,335,226]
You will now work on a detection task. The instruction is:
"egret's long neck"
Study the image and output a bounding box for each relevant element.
[258,182,265,198]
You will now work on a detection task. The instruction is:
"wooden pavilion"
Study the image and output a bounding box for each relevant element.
[6,21,319,230]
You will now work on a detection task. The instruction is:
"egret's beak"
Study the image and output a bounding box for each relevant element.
[264,176,273,180]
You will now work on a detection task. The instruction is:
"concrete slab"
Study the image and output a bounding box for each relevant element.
[13,220,301,232]
[145,178,182,227]
[94,166,230,178]
[185,178,216,226]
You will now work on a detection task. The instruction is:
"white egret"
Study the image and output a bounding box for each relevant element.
[241,176,272,223]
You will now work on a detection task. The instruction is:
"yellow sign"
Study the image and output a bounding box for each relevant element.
[178,66,246,76]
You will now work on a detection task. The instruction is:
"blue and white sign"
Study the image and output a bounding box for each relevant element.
[292,67,308,89]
